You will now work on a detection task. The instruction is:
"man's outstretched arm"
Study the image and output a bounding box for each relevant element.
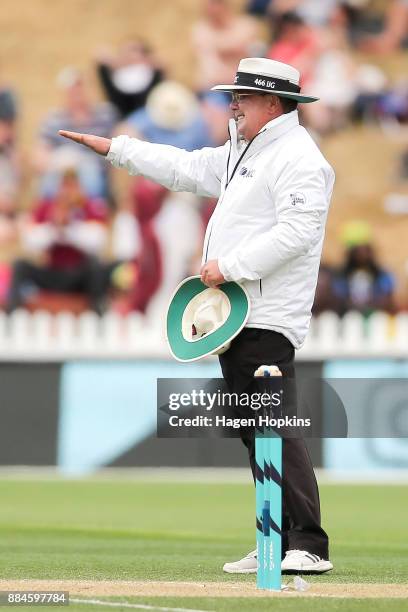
[59,130,111,155]
[59,130,228,199]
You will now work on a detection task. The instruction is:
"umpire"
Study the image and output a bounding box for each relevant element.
[60,57,335,575]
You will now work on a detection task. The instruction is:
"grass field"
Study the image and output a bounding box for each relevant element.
[0,475,407,611]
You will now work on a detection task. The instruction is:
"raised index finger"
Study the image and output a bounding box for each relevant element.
[58,130,84,143]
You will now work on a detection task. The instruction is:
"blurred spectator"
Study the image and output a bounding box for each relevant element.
[333,222,396,315]
[34,67,117,200]
[312,264,342,315]
[333,1,378,47]
[268,0,339,27]
[0,88,16,123]
[146,189,202,320]
[267,7,387,134]
[267,10,339,133]
[191,0,259,92]
[350,64,388,124]
[267,11,320,87]
[291,0,340,27]
[191,0,260,143]
[375,80,408,126]
[349,44,408,128]
[0,87,20,248]
[300,8,360,133]
[246,0,270,17]
[110,178,165,315]
[95,40,165,118]
[269,1,381,45]
[111,180,201,319]
[0,86,20,307]
[360,0,408,53]
[123,81,215,149]
[7,169,109,313]
[112,82,205,314]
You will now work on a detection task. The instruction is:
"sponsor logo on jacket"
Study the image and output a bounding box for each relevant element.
[239,166,255,178]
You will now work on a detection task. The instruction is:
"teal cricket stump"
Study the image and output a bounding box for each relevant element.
[254,366,283,591]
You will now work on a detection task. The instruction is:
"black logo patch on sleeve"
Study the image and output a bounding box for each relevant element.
[290,192,306,206]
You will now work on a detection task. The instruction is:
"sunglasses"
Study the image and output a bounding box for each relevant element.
[230,92,267,103]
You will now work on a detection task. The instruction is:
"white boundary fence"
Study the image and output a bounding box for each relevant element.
[0,309,407,361]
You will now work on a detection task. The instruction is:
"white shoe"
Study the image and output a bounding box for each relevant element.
[281,549,333,574]
[223,549,257,574]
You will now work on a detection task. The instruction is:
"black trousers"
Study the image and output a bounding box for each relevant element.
[219,328,329,559]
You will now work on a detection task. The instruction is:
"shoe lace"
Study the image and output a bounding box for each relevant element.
[245,549,257,559]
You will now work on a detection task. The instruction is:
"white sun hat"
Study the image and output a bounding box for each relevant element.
[212,57,319,103]
[166,276,250,362]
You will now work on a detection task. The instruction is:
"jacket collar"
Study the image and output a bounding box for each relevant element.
[229,110,299,148]
[258,110,299,141]
[228,111,299,168]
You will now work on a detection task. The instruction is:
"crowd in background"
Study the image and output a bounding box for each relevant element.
[0,0,407,318]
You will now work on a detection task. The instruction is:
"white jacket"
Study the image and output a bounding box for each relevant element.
[107,111,335,348]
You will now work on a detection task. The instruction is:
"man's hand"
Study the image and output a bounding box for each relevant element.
[200,260,225,288]
[58,131,112,156]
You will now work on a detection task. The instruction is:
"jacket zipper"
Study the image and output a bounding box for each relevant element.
[204,128,263,262]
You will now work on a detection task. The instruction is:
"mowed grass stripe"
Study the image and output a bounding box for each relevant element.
[0,481,406,584]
